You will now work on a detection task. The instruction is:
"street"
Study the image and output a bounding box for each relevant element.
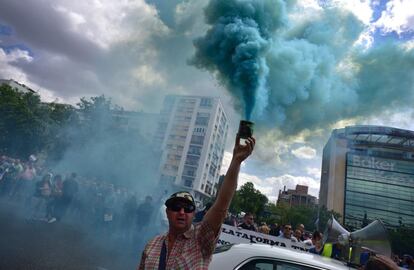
[0,200,139,270]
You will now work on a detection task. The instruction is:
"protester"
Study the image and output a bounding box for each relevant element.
[278,224,297,242]
[308,231,323,254]
[238,212,257,232]
[223,213,238,227]
[138,135,255,269]
[297,223,305,241]
[48,173,79,223]
[258,222,271,234]
[121,193,138,239]
[135,195,154,234]
[294,229,303,242]
[32,173,53,218]
[269,223,280,237]
[46,174,63,221]
[15,163,36,198]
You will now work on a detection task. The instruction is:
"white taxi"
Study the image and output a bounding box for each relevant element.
[209,243,356,270]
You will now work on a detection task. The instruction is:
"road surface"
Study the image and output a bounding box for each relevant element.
[0,199,142,270]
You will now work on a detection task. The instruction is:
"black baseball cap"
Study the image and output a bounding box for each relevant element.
[165,191,195,208]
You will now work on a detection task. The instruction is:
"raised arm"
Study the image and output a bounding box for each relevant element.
[203,135,255,232]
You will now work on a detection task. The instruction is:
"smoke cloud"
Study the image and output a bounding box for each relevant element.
[192,0,414,135]
[191,0,287,120]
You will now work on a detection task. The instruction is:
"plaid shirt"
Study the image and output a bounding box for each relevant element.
[138,221,218,270]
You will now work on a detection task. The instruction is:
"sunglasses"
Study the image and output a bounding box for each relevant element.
[284,227,292,230]
[168,203,195,213]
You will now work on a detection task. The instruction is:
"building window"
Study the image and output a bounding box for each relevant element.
[188,145,202,155]
[195,112,210,126]
[209,164,217,176]
[191,135,205,145]
[182,176,194,188]
[185,155,200,166]
[200,98,213,107]
[183,165,197,177]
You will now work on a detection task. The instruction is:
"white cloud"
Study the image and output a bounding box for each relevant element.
[291,146,317,159]
[0,48,32,83]
[360,108,414,132]
[331,0,374,25]
[254,129,290,165]
[220,151,233,175]
[0,48,75,103]
[374,0,414,35]
[132,65,165,87]
[52,0,169,49]
[306,167,321,179]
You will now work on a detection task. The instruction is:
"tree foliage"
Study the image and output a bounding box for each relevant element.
[0,84,63,158]
[0,85,160,188]
[230,182,268,218]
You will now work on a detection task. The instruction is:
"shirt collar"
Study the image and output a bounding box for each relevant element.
[183,224,194,239]
[166,224,195,240]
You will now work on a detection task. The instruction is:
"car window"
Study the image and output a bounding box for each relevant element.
[276,264,312,270]
[239,259,275,270]
[239,259,320,270]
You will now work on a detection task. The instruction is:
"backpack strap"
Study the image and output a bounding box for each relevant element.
[158,239,167,270]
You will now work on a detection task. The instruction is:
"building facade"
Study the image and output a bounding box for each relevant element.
[111,110,159,139]
[277,185,317,207]
[320,125,414,230]
[154,95,228,201]
[0,79,36,93]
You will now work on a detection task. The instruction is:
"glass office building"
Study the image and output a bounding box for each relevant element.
[320,126,414,230]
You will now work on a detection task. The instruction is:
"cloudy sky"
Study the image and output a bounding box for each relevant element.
[1,0,413,202]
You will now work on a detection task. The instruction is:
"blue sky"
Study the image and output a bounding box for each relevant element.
[0,0,413,202]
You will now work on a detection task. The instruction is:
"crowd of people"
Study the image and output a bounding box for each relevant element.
[223,211,312,242]
[0,154,168,246]
[219,211,413,269]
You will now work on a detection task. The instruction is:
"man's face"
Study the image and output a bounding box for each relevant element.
[294,229,302,240]
[166,200,195,233]
[283,225,292,238]
[312,235,322,246]
[244,214,254,225]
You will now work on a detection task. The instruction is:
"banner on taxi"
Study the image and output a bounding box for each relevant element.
[217,224,310,252]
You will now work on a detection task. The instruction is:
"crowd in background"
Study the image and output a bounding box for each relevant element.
[0,154,168,247]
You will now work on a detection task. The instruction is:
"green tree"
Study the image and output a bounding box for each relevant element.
[0,84,50,158]
[314,206,342,232]
[45,102,79,162]
[230,182,268,218]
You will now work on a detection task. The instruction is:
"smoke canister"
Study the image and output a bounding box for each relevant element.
[238,120,254,139]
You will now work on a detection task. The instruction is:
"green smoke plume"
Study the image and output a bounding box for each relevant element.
[191,0,414,135]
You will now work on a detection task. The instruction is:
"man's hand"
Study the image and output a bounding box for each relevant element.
[232,135,255,163]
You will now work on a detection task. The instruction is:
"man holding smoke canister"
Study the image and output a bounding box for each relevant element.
[138,133,255,270]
